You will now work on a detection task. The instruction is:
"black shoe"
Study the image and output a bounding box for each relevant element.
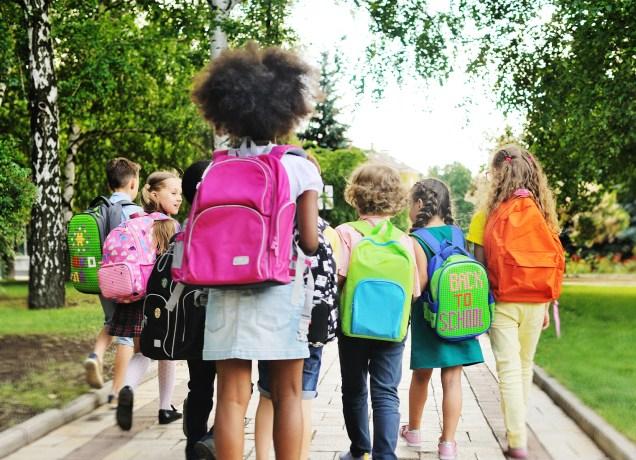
[193,432,216,460]
[158,405,183,425]
[116,386,134,431]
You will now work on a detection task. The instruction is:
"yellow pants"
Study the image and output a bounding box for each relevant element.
[489,301,548,449]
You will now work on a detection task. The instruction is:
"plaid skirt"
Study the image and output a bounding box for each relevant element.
[108,299,144,337]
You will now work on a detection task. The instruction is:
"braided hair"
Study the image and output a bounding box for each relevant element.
[410,178,454,230]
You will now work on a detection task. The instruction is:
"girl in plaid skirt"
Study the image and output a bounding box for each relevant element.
[109,170,184,431]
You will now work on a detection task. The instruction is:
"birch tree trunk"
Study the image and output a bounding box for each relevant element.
[24,0,65,308]
[207,0,239,149]
[62,123,80,226]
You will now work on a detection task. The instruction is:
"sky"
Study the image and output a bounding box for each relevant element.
[289,1,525,175]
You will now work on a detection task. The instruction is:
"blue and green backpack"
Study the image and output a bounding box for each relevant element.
[340,220,415,342]
[412,226,493,341]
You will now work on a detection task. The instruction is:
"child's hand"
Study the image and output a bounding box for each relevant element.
[542,308,550,330]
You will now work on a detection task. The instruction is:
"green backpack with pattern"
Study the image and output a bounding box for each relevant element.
[67,196,135,294]
[340,220,415,342]
[411,226,493,341]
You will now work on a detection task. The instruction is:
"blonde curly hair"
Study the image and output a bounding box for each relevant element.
[486,144,560,233]
[345,163,407,216]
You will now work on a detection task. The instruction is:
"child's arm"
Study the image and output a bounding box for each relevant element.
[296,190,319,255]
[411,236,428,298]
[473,243,485,265]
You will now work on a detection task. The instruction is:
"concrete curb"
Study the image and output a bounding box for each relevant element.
[534,365,636,460]
[0,364,158,459]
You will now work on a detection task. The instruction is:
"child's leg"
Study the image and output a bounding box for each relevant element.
[185,360,216,452]
[300,346,323,460]
[123,352,151,389]
[518,303,548,404]
[338,335,372,457]
[489,302,526,449]
[214,359,252,460]
[268,358,304,460]
[158,360,177,410]
[301,399,312,460]
[112,338,134,395]
[440,366,463,442]
[368,340,405,460]
[254,395,274,460]
[408,368,433,430]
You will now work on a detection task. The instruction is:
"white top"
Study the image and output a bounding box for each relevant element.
[227,140,323,199]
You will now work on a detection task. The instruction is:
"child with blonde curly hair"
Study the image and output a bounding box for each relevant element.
[483,145,564,459]
[336,163,427,460]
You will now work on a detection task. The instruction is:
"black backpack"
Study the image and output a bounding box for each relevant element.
[140,238,207,360]
[302,218,338,345]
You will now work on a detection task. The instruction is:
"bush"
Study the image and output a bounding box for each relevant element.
[566,254,636,274]
[0,139,36,262]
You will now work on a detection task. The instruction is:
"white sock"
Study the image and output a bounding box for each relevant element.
[123,353,151,390]
[158,360,176,410]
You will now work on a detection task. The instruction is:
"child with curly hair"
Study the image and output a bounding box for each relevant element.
[190,43,322,460]
[399,178,484,460]
[336,163,427,460]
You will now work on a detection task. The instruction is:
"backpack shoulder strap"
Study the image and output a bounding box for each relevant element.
[269,144,307,159]
[346,220,375,238]
[449,226,466,248]
[89,195,112,209]
[411,228,441,254]
[212,150,229,161]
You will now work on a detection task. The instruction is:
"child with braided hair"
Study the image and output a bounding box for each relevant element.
[400,178,484,460]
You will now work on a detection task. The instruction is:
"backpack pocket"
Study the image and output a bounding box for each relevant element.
[187,205,268,285]
[99,263,137,301]
[351,279,406,340]
[503,250,561,300]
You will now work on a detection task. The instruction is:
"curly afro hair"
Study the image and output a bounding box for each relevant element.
[191,42,318,141]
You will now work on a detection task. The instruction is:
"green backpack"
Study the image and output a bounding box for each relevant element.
[411,226,493,341]
[67,196,135,294]
[340,220,415,342]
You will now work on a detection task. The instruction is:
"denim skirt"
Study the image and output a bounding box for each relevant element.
[202,283,310,361]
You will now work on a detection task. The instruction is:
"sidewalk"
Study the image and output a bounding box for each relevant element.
[4,337,607,460]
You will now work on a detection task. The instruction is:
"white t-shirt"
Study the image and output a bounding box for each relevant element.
[227,142,323,199]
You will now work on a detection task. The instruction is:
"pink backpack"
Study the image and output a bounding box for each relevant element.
[98,212,171,303]
[172,145,305,286]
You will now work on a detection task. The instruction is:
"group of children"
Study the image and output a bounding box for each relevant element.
[81,43,563,460]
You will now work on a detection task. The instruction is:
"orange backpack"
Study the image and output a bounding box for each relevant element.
[484,192,565,303]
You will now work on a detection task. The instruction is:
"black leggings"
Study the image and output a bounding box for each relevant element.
[185,359,217,447]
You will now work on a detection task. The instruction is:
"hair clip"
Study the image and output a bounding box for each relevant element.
[504,156,512,163]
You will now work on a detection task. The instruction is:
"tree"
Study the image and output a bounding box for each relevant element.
[465,0,636,212]
[299,52,349,150]
[16,0,66,308]
[429,162,474,232]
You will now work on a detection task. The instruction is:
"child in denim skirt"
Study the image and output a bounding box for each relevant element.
[190,43,322,460]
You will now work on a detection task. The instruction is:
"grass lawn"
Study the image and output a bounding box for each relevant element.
[0,281,102,337]
[0,281,112,431]
[535,284,636,441]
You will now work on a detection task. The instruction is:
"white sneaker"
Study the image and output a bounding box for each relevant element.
[84,353,103,389]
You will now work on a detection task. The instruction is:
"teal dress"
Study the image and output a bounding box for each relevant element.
[410,225,484,369]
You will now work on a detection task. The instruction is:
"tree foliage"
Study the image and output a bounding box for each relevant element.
[0,139,36,264]
[300,52,350,150]
[310,146,367,226]
[466,0,636,212]
[429,162,474,232]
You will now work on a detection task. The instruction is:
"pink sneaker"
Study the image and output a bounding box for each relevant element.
[399,425,421,447]
[438,440,457,460]
[506,447,528,459]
